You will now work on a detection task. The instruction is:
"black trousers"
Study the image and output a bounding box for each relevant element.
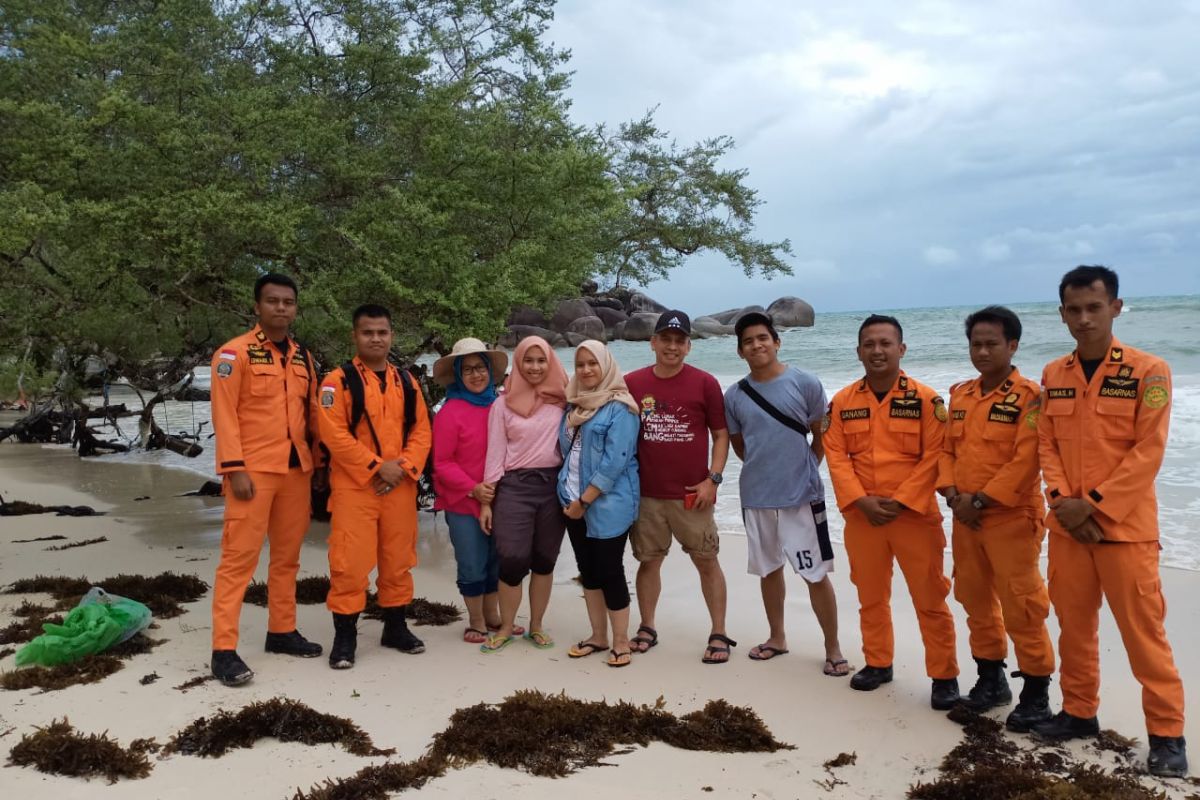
[566,517,630,611]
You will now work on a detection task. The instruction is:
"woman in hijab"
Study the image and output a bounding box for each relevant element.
[558,340,641,667]
[431,338,517,644]
[478,335,570,653]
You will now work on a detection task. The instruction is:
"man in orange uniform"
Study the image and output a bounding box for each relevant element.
[937,306,1054,731]
[317,304,432,669]
[209,273,324,686]
[824,314,960,710]
[1035,265,1186,777]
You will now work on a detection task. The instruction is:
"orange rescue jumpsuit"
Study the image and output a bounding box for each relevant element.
[1038,339,1184,737]
[824,373,958,679]
[210,325,321,650]
[938,369,1054,676]
[317,358,432,615]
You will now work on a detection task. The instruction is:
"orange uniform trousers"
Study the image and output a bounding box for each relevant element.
[844,507,957,679]
[951,511,1054,676]
[326,483,419,615]
[1049,533,1184,737]
[212,468,311,650]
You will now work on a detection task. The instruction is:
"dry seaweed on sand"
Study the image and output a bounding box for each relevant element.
[0,496,103,516]
[12,599,54,617]
[0,611,63,644]
[242,577,463,626]
[173,674,216,692]
[165,697,395,758]
[908,706,1171,800]
[5,571,208,618]
[44,536,109,551]
[6,718,152,782]
[0,646,14,659]
[825,752,857,769]
[244,575,330,607]
[11,535,68,543]
[0,634,165,692]
[292,691,793,800]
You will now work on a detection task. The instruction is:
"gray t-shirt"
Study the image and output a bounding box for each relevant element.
[724,366,827,509]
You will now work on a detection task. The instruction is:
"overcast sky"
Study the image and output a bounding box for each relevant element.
[549,1,1200,314]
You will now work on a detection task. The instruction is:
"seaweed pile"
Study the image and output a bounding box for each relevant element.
[45,536,109,551]
[4,571,208,618]
[0,601,63,645]
[6,718,154,782]
[908,706,1172,799]
[243,577,461,626]
[165,698,395,758]
[0,495,103,516]
[292,690,792,800]
[1,634,165,691]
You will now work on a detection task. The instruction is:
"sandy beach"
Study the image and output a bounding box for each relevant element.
[2,441,1197,799]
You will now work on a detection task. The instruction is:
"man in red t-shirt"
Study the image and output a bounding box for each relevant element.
[625,311,736,663]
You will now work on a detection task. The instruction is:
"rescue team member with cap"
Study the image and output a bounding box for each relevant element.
[624,311,735,663]
[317,304,432,669]
[823,314,960,709]
[209,273,324,686]
[1035,265,1187,777]
[938,306,1054,731]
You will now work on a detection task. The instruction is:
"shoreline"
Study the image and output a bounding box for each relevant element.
[2,441,1198,798]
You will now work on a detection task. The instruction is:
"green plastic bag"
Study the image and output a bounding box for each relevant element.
[15,587,153,667]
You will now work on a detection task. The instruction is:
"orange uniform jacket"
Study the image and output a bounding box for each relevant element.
[317,358,432,491]
[824,373,946,517]
[938,369,1043,515]
[1037,340,1171,542]
[210,325,321,474]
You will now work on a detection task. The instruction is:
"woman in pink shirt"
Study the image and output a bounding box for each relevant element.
[478,336,569,653]
[431,338,520,645]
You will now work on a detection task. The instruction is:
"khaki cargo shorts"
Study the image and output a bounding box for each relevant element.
[630,497,719,561]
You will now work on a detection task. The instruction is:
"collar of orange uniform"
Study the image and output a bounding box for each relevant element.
[249,324,296,348]
[351,355,398,383]
[855,371,910,395]
[1065,338,1124,367]
[973,367,1020,398]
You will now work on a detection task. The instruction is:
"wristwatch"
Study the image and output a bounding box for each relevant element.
[708,472,724,485]
[971,494,986,510]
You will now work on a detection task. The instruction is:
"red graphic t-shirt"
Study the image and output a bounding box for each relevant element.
[624,363,727,499]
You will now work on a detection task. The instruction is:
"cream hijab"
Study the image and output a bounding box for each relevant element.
[566,340,639,427]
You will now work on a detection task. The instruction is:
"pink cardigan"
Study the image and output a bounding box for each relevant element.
[482,400,564,485]
[432,399,490,516]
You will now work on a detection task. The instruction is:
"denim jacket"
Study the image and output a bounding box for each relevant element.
[556,400,640,539]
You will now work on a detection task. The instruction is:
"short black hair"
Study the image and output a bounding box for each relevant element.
[352,303,392,327]
[735,311,779,345]
[964,305,1022,342]
[1059,265,1118,303]
[858,314,903,343]
[254,272,298,301]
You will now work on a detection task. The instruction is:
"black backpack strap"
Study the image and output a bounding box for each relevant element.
[737,378,810,437]
[340,361,382,456]
[398,367,417,448]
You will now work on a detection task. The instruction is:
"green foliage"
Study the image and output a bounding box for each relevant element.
[0,0,789,381]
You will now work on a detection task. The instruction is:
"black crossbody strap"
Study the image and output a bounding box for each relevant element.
[737,378,810,436]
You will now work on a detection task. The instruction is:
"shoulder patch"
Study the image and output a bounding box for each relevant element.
[216,362,233,378]
[1143,385,1169,409]
[820,412,831,433]
[933,397,948,423]
[1024,409,1041,429]
[320,384,337,408]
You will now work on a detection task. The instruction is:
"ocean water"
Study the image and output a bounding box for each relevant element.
[101,295,1200,569]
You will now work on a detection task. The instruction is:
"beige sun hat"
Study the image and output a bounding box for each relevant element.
[432,337,509,387]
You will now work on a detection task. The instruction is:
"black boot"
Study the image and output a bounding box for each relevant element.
[1006,673,1052,732]
[211,650,254,686]
[960,657,1012,712]
[380,606,425,654]
[1032,710,1100,741]
[849,664,893,691]
[329,613,359,670]
[264,629,323,657]
[931,678,961,711]
[1147,734,1188,778]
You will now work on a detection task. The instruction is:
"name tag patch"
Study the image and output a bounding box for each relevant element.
[840,408,870,421]
[951,409,967,421]
[1046,388,1075,399]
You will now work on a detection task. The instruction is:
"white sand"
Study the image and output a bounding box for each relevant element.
[1,442,1196,799]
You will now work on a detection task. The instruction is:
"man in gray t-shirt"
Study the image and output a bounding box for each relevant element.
[725,312,849,676]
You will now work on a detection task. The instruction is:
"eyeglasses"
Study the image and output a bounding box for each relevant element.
[461,364,489,376]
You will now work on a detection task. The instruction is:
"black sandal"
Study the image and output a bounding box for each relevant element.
[630,624,658,653]
[701,633,737,664]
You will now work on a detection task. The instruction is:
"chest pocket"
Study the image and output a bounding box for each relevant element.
[1044,398,1076,437]
[1095,397,1136,441]
[586,418,611,455]
[288,364,312,398]
[249,363,279,397]
[890,417,922,455]
[981,420,1017,458]
[844,418,871,454]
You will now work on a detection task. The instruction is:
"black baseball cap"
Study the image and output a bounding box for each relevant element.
[654,310,691,335]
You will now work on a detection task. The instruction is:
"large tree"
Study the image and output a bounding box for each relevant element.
[0,0,790,395]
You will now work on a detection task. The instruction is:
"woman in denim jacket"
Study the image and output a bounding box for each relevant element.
[557,340,641,667]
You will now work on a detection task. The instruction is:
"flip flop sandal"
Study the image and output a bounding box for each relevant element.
[463,627,488,644]
[524,630,554,649]
[630,624,658,653]
[488,623,526,636]
[701,634,737,664]
[606,649,632,668]
[748,644,790,661]
[479,634,513,654]
[568,641,608,658]
[823,658,852,677]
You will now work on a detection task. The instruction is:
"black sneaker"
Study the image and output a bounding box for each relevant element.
[211,650,253,686]
[264,629,323,658]
[1032,710,1100,742]
[931,678,961,711]
[1147,735,1188,778]
[850,665,893,692]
